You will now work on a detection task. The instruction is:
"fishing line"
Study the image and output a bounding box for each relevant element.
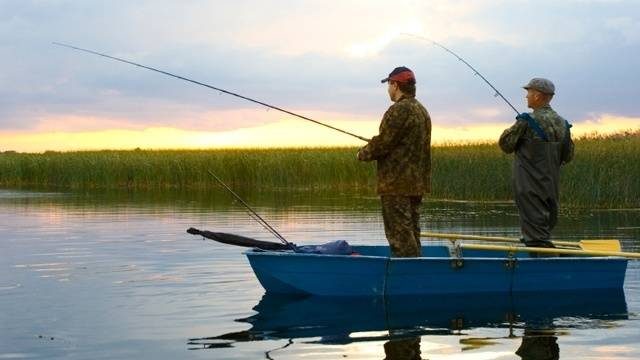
[206,170,292,248]
[401,33,520,115]
[53,42,370,142]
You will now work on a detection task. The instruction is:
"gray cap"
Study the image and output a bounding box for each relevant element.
[523,78,555,95]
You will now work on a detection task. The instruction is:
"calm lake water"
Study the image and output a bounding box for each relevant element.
[0,189,638,359]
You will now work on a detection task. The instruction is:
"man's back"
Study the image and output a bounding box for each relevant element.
[499,105,574,165]
[359,96,431,195]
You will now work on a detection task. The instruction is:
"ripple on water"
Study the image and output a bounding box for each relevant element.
[0,284,22,291]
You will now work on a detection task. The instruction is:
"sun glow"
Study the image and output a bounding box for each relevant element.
[1,114,636,153]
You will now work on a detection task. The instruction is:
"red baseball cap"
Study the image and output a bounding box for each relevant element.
[381,66,416,84]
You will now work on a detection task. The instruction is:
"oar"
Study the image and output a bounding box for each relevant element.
[459,243,640,259]
[421,232,622,252]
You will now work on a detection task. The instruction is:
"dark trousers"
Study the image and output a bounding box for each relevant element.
[516,194,558,248]
[381,195,423,257]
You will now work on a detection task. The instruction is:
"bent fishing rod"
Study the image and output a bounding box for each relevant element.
[402,33,520,115]
[205,170,294,249]
[52,42,370,142]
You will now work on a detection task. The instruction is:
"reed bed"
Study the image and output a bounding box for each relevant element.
[0,130,638,207]
[0,148,373,191]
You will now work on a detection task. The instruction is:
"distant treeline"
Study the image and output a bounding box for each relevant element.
[0,130,638,208]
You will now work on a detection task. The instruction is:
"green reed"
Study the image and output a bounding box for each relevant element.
[0,130,637,207]
[0,148,374,191]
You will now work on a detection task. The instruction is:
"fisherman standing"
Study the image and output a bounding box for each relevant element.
[357,66,432,257]
[499,78,574,248]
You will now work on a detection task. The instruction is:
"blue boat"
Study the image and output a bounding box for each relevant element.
[246,245,628,296]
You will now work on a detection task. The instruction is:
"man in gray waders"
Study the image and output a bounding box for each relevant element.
[358,66,432,257]
[499,78,574,248]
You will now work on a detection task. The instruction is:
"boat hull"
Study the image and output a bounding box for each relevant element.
[245,245,628,296]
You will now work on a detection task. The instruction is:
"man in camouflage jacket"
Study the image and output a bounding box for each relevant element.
[499,78,574,248]
[358,66,432,257]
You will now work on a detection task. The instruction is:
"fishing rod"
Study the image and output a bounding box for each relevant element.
[52,42,370,142]
[206,170,294,249]
[401,33,520,115]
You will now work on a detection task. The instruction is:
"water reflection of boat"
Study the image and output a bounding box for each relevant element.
[246,245,628,296]
[190,289,628,348]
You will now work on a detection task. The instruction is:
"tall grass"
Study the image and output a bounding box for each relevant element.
[562,131,640,207]
[0,130,637,207]
[0,148,374,191]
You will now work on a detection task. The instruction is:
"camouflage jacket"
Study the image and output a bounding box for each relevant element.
[499,105,574,164]
[358,96,431,195]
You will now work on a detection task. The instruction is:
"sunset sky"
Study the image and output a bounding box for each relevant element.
[1,0,639,152]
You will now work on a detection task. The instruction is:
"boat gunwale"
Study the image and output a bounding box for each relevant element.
[244,249,629,261]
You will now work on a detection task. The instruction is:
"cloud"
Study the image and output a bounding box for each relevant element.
[0,0,638,143]
[605,16,640,44]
